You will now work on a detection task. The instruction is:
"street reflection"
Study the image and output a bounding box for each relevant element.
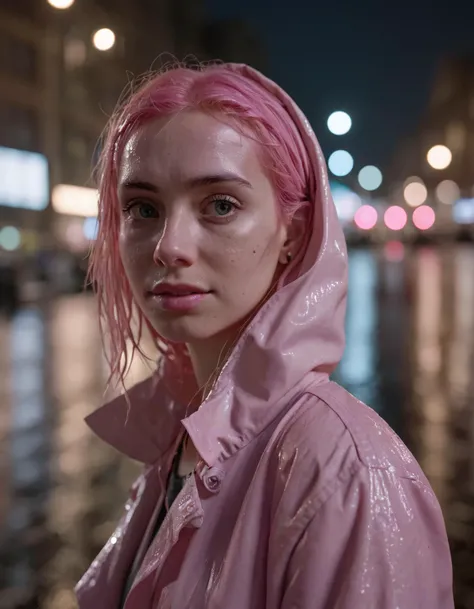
[337,249,378,407]
[0,246,474,608]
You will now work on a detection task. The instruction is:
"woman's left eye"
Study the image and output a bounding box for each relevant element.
[204,196,238,219]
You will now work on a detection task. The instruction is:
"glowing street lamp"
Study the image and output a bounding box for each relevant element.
[327,111,352,136]
[427,145,452,170]
[47,0,75,8]
[93,28,116,51]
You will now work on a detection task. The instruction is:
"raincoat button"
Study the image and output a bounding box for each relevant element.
[203,467,225,493]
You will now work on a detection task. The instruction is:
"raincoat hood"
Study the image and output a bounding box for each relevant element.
[86,63,348,466]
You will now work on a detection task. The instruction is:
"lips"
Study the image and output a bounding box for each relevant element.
[147,283,211,312]
[149,283,210,297]
[158,289,204,296]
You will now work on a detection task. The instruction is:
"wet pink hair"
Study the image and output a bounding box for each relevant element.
[89,62,312,386]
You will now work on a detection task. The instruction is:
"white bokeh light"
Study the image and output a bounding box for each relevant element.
[436,180,460,205]
[404,182,428,207]
[427,145,452,170]
[327,111,352,136]
[93,28,116,51]
[328,150,354,177]
[48,0,75,8]
[358,165,383,191]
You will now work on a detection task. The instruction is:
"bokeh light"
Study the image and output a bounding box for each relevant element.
[83,217,99,240]
[82,218,99,241]
[453,198,474,224]
[354,205,378,230]
[328,150,354,177]
[427,145,452,170]
[403,182,427,207]
[48,0,75,8]
[52,184,98,217]
[331,182,361,223]
[327,111,352,136]
[358,165,383,191]
[412,205,435,230]
[384,240,405,262]
[93,28,116,51]
[436,180,459,205]
[0,226,21,251]
[384,206,407,231]
[404,175,423,187]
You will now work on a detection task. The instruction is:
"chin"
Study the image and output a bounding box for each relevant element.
[149,315,224,345]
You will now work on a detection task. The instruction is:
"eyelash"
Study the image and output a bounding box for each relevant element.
[203,194,239,220]
[121,199,157,218]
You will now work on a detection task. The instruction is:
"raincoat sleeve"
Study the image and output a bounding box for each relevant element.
[280,464,454,609]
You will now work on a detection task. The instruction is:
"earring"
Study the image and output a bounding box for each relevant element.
[286,251,292,264]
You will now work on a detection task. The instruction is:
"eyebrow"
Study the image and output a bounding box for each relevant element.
[120,172,253,192]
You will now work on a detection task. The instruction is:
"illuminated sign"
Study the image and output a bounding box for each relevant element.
[0,146,49,210]
[52,184,98,217]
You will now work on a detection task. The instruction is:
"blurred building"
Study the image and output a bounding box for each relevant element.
[386,55,474,237]
[0,0,205,256]
[391,56,474,189]
[0,1,268,283]
[425,57,474,189]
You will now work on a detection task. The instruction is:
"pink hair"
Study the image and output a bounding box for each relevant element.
[89,62,312,386]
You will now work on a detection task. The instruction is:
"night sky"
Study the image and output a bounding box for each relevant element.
[205,0,474,172]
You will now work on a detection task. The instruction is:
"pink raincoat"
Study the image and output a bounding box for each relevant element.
[76,64,454,608]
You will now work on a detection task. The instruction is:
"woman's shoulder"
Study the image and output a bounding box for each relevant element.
[267,381,430,508]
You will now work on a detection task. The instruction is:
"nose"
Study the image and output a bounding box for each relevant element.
[153,210,196,268]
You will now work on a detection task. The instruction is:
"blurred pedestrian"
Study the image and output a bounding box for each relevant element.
[76,62,454,608]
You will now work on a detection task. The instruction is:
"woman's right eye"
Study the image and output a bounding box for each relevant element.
[123,201,159,220]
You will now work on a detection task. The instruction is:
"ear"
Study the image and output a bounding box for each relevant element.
[278,206,308,265]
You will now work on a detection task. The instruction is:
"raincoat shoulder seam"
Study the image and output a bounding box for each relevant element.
[289,457,363,540]
[309,387,403,473]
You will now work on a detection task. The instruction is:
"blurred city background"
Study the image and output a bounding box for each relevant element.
[1,0,474,608]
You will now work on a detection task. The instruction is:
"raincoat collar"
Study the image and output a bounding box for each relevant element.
[85,64,348,467]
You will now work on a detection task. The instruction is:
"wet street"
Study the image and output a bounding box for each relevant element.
[1,244,474,609]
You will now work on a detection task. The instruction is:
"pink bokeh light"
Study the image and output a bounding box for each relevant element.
[384,240,405,262]
[412,205,435,230]
[354,204,378,230]
[384,206,407,231]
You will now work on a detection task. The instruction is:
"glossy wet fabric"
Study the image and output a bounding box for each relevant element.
[76,64,454,608]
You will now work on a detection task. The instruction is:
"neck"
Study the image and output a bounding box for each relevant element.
[186,329,238,398]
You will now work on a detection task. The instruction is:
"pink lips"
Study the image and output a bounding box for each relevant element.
[148,283,210,312]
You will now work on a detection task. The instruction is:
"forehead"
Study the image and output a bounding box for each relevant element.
[118,111,261,186]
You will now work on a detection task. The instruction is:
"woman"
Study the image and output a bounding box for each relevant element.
[76,62,454,608]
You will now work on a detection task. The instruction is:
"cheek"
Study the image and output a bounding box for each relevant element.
[118,230,133,270]
[217,229,282,295]
[118,229,147,283]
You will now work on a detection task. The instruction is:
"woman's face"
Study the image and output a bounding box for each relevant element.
[117,111,288,346]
